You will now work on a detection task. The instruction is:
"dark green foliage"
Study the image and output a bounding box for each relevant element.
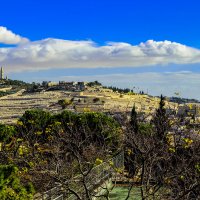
[3,79,30,86]
[12,109,122,194]
[0,91,16,97]
[93,97,100,103]
[138,122,153,135]
[86,80,102,87]
[130,105,138,133]
[152,95,169,140]
[53,110,122,151]
[15,109,122,156]
[0,79,31,94]
[52,110,77,128]
[104,86,131,93]
[58,99,73,109]
[19,109,51,130]
[0,124,16,142]
[0,165,34,200]
[81,112,121,148]
[17,109,52,143]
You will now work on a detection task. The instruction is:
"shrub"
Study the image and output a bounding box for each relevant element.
[0,165,34,200]
[93,98,100,103]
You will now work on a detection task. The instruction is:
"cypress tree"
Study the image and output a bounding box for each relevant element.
[130,105,139,133]
[152,95,169,141]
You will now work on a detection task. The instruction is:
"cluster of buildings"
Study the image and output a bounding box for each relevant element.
[177,103,200,117]
[36,81,86,92]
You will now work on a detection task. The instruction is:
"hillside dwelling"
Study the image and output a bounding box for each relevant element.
[177,104,198,116]
[47,81,59,87]
[59,81,74,86]
[0,67,4,80]
[177,105,189,116]
[186,103,200,115]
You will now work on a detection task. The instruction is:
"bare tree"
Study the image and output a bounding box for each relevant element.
[124,96,200,199]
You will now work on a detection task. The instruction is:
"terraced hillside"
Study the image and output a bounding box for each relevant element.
[0,87,177,124]
[0,90,71,123]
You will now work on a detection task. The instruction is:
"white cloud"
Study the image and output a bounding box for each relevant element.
[0,26,29,45]
[1,27,200,72]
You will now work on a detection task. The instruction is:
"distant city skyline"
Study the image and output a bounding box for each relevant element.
[1,0,200,99]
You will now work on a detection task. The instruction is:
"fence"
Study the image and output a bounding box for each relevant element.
[34,151,124,200]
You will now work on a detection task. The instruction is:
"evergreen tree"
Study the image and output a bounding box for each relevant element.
[152,95,169,140]
[130,105,139,133]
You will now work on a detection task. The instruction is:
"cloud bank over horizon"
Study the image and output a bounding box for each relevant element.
[1,26,200,72]
[0,26,29,45]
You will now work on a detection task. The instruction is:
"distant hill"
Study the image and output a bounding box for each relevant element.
[0,79,31,87]
[0,79,32,97]
[168,96,200,104]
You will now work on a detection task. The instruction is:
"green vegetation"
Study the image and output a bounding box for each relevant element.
[0,95,199,199]
[93,97,100,103]
[2,79,30,87]
[86,80,102,87]
[109,187,141,200]
[0,91,15,97]
[0,109,122,198]
[0,79,32,97]
[0,124,16,142]
[130,105,139,133]
[104,86,133,93]
[57,98,73,109]
[0,165,34,200]
[125,95,200,199]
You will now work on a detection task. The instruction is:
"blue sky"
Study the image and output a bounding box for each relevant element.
[1,0,200,99]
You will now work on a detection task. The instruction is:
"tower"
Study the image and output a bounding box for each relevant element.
[0,67,4,80]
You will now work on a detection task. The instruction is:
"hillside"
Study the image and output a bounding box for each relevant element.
[0,85,178,124]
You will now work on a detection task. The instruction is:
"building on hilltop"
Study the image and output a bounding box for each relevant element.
[0,67,4,80]
[0,66,8,81]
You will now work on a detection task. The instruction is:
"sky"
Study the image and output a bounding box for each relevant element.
[1,0,200,99]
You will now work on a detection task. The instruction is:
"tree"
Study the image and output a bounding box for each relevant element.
[0,124,16,143]
[86,81,102,87]
[7,109,123,198]
[58,99,73,109]
[124,95,200,199]
[93,98,100,103]
[17,109,52,144]
[130,105,138,133]
[0,165,34,200]
[152,94,169,141]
